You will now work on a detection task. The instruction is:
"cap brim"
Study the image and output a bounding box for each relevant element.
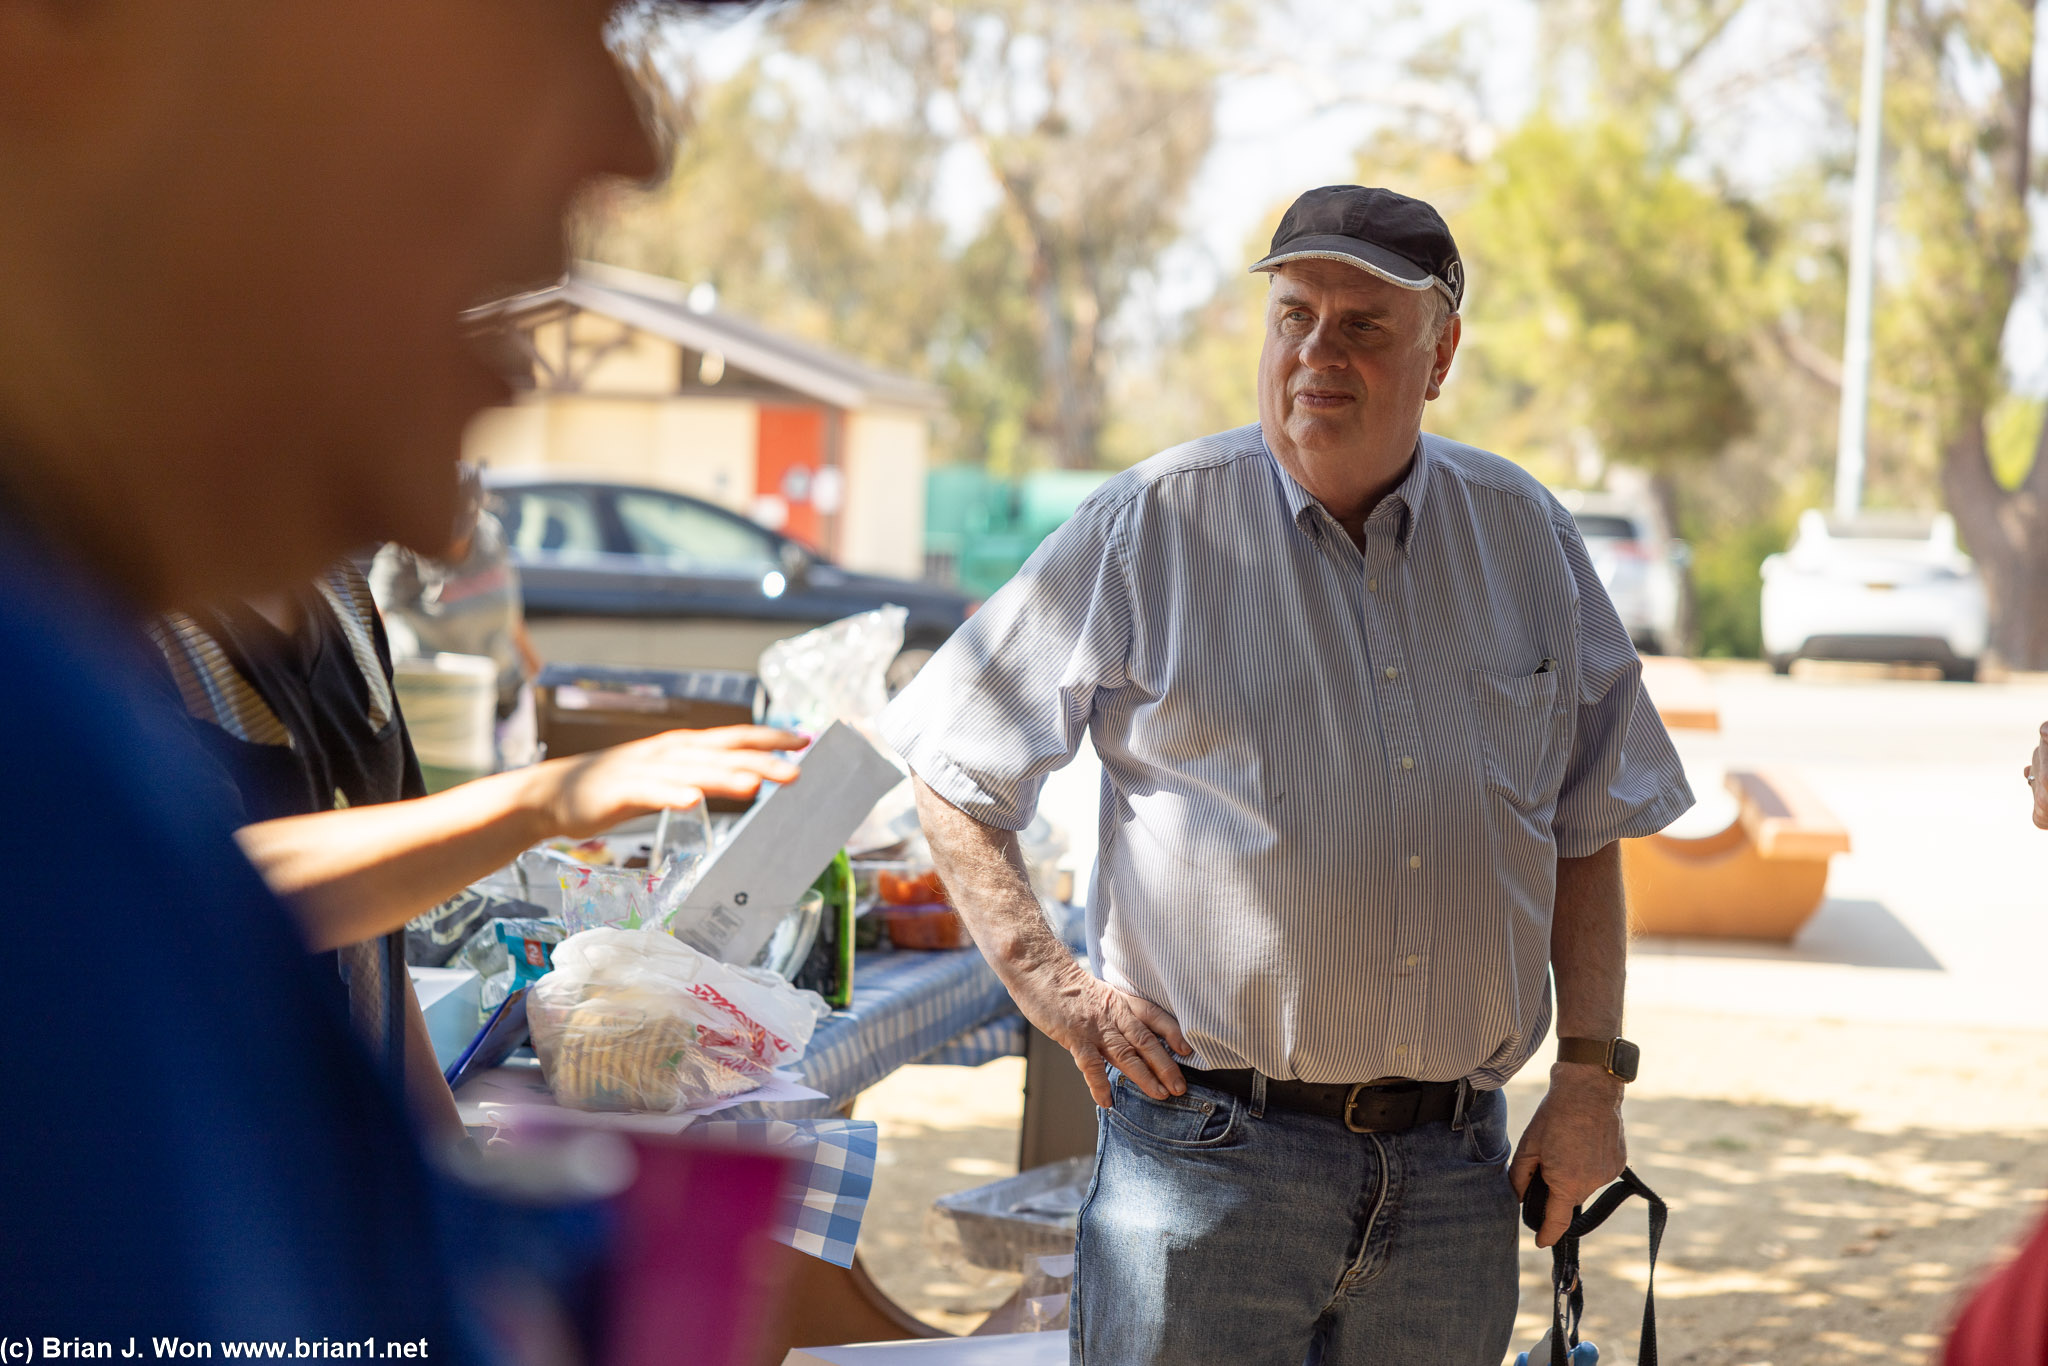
[1249,235,1451,301]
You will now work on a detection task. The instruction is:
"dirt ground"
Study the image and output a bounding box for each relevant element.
[850,1007,2048,1362]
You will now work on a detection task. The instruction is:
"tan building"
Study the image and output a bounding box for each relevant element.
[464,261,940,581]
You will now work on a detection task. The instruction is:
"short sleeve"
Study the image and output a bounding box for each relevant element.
[879,493,1135,831]
[1549,510,1695,857]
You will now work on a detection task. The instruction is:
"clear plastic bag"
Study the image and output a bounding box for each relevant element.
[757,606,907,736]
[456,915,567,1016]
[1019,1253,1075,1333]
[527,928,829,1114]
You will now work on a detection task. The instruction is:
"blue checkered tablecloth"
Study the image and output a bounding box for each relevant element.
[723,945,1026,1120]
[923,1013,1027,1067]
[690,1116,877,1268]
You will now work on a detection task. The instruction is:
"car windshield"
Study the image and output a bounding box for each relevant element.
[615,490,780,574]
[499,487,607,555]
[1573,514,1640,540]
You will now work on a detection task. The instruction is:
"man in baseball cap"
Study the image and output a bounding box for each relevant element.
[886,183,1689,1362]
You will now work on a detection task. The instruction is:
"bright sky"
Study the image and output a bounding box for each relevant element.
[664,0,2048,395]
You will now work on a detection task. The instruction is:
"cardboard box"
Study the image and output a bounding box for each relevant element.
[536,664,762,758]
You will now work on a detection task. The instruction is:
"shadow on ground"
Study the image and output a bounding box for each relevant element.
[1513,1094,2048,1366]
[1632,899,1944,972]
[853,1065,2048,1361]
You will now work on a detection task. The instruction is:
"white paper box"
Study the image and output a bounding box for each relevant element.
[408,965,482,1071]
[670,721,902,965]
[782,1334,1067,1365]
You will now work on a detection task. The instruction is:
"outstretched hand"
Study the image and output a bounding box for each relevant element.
[526,724,804,839]
[1510,1064,1627,1248]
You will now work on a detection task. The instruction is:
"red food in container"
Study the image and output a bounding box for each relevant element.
[883,903,970,950]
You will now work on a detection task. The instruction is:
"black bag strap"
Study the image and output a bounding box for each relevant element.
[1521,1167,1667,1366]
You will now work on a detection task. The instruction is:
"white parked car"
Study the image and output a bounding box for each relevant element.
[1557,491,1689,655]
[1759,509,1987,681]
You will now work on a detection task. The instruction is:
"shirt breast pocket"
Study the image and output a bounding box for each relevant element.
[1468,665,1567,813]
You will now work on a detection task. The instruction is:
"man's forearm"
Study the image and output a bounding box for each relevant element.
[912,774,1190,1102]
[1550,841,1626,1040]
[911,776,1071,986]
[236,767,555,952]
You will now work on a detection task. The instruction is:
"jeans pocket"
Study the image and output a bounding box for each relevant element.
[1463,1089,1512,1165]
[1103,1076,1239,1149]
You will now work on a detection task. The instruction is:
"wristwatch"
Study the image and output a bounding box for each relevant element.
[1556,1035,1640,1083]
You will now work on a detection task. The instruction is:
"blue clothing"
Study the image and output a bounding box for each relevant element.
[1073,1078,1520,1364]
[0,523,462,1344]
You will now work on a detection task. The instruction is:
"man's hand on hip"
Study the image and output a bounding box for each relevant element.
[1509,1063,1627,1248]
[909,774,1194,1109]
[1016,956,1192,1108]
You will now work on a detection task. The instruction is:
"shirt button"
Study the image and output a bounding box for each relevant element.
[1395,1044,1410,1056]
[1405,954,1420,967]
[1408,854,1421,870]
[1383,665,1399,680]
[1401,755,1415,770]
[1368,578,1378,592]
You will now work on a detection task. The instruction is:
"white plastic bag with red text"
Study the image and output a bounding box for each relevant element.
[527,928,829,1114]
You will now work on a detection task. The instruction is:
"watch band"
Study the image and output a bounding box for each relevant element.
[1556,1035,1639,1082]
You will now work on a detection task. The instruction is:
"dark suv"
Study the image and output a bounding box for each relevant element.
[485,473,975,681]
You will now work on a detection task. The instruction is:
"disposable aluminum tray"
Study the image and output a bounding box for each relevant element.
[929,1154,1093,1272]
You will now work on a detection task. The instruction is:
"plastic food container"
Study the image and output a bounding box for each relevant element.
[883,903,970,950]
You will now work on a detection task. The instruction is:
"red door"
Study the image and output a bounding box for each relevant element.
[755,405,827,550]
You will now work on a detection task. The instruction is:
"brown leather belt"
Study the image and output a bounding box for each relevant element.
[1181,1067,1467,1134]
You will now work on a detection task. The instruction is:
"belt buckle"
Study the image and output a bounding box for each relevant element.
[1342,1083,1423,1134]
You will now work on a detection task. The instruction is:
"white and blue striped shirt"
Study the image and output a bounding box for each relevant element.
[882,424,1693,1088]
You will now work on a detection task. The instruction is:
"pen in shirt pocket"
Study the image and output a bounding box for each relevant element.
[1533,657,1558,675]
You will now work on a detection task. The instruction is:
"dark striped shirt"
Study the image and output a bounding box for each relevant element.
[882,424,1693,1087]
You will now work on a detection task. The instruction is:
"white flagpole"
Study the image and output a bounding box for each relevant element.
[1835,0,1890,521]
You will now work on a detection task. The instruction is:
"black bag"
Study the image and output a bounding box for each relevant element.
[1518,1167,1667,1366]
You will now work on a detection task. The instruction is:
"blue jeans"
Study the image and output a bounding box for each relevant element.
[1072,1074,1520,1365]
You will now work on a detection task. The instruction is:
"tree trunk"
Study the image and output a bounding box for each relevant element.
[1942,417,2048,669]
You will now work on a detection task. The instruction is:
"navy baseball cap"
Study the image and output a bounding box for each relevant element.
[1249,185,1464,309]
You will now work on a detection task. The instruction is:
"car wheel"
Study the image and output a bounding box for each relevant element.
[885,646,938,696]
[1768,654,1795,676]
[1941,658,1980,683]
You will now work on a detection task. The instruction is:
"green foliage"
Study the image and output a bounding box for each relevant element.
[1688,504,1798,659]
[1443,114,1761,473]
[1986,394,2044,491]
[591,0,1232,472]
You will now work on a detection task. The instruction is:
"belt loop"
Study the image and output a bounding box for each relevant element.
[1250,1071,1268,1119]
[1451,1078,1472,1132]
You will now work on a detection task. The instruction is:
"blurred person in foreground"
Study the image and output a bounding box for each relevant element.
[1941,720,2048,1362]
[884,185,1694,1364]
[372,467,546,768]
[0,0,778,1345]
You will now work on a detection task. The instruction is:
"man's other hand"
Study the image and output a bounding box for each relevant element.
[1509,1063,1627,1248]
[2027,721,2048,829]
[527,725,803,839]
[1019,959,1193,1108]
